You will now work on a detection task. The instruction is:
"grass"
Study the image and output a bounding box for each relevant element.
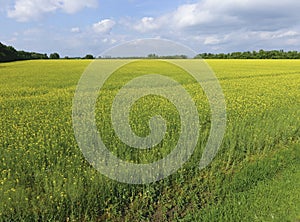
[0,59,299,221]
[193,143,300,221]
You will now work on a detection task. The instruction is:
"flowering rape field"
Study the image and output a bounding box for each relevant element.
[0,59,299,221]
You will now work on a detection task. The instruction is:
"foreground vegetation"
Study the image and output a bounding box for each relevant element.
[0,59,299,221]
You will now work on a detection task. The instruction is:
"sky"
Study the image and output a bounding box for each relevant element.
[1,0,300,57]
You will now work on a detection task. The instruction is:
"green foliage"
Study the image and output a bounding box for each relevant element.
[0,42,48,62]
[147,53,159,58]
[146,54,188,59]
[49,53,60,59]
[105,54,189,59]
[0,60,299,221]
[82,54,94,59]
[196,49,300,59]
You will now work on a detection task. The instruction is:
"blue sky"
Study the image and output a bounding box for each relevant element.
[1,0,300,57]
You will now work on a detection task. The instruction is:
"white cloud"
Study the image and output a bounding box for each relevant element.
[258,30,299,40]
[134,17,160,32]
[57,0,97,14]
[131,0,300,33]
[170,4,217,29]
[93,19,116,34]
[71,27,80,33]
[7,0,97,22]
[204,36,221,45]
[277,31,298,38]
[5,0,300,55]
[127,0,300,52]
[130,1,238,33]
[102,38,117,44]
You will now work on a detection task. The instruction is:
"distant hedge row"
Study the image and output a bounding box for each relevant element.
[196,50,300,59]
[0,42,50,62]
[0,42,98,62]
[2,42,300,62]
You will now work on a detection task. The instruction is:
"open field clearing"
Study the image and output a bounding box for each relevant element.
[0,59,299,221]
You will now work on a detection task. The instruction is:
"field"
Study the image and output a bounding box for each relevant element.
[0,59,299,221]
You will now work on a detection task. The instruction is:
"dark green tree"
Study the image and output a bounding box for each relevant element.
[50,53,60,59]
[147,53,158,59]
[83,54,94,59]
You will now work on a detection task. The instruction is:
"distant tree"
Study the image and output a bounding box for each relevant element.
[83,54,94,59]
[145,54,188,59]
[147,53,158,59]
[50,53,60,59]
[0,42,18,62]
[0,43,54,62]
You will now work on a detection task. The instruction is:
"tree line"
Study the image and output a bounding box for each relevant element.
[0,42,95,62]
[2,42,300,62]
[0,42,48,62]
[101,54,188,59]
[195,50,300,59]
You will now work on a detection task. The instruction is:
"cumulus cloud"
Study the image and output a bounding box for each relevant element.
[134,17,161,32]
[7,0,97,22]
[130,0,300,51]
[93,19,116,34]
[133,0,300,32]
[6,0,300,54]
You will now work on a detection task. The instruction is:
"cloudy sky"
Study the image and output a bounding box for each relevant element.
[1,0,300,57]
